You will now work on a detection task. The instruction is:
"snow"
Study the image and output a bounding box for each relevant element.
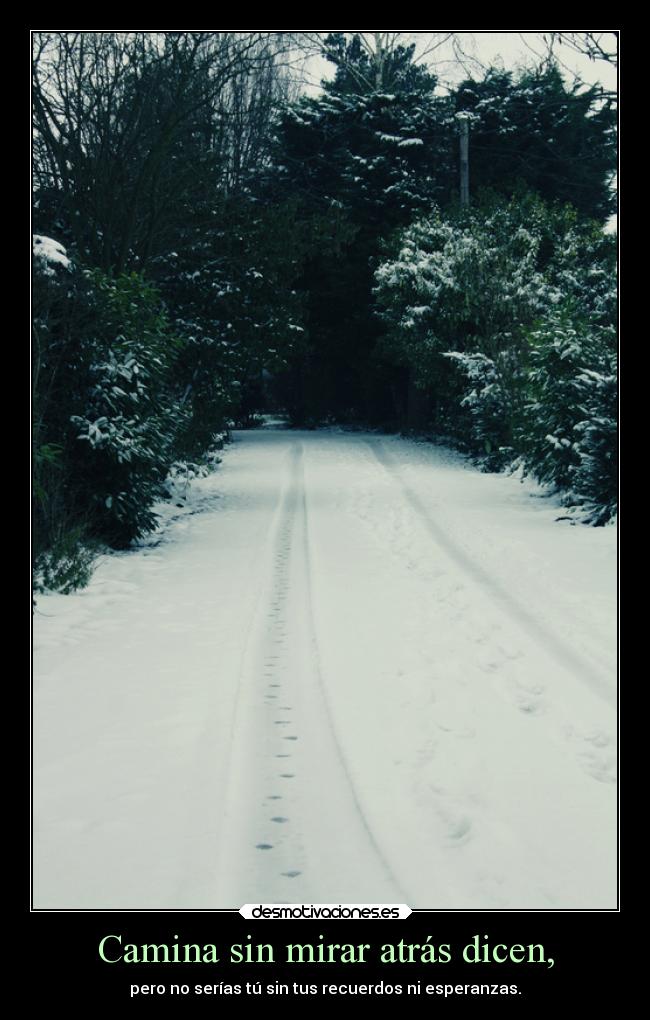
[32,234,70,274]
[33,429,617,909]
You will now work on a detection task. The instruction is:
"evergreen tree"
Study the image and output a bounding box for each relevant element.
[271,34,452,424]
[453,64,617,223]
[151,194,317,448]
[519,307,617,521]
[321,32,440,98]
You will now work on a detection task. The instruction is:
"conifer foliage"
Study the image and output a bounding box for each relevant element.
[453,64,617,222]
[33,31,618,594]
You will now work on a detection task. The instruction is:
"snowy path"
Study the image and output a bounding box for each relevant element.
[33,429,617,909]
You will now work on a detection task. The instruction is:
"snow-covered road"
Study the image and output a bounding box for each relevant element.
[33,428,617,909]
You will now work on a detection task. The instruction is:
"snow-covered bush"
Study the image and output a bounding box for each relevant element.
[374,196,618,521]
[33,233,71,274]
[164,447,225,503]
[66,270,190,546]
[519,306,617,522]
[572,363,617,525]
[33,240,194,587]
[374,195,559,452]
[519,310,591,491]
[444,347,525,468]
[33,527,97,595]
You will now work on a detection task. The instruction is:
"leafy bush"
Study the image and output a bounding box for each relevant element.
[374,195,618,521]
[64,269,188,545]
[572,365,617,525]
[516,306,617,522]
[33,529,98,595]
[374,195,560,448]
[444,347,524,468]
[33,239,194,586]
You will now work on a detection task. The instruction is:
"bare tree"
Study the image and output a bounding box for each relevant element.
[32,31,300,272]
[286,31,456,92]
[212,35,302,193]
[545,32,618,68]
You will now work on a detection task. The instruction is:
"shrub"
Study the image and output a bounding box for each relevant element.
[33,239,192,570]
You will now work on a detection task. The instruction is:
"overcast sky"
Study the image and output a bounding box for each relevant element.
[301,30,618,96]
[437,31,616,91]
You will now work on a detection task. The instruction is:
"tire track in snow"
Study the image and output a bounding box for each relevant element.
[369,438,615,708]
[298,445,409,903]
[215,439,405,905]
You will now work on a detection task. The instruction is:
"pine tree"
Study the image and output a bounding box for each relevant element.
[453,64,617,223]
[271,34,453,423]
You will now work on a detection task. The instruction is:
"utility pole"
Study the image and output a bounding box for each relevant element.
[456,112,470,207]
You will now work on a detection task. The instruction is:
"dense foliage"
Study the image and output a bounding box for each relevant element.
[33,243,188,588]
[270,49,453,424]
[33,33,318,588]
[374,195,617,517]
[452,65,617,222]
[268,36,616,432]
[33,32,618,593]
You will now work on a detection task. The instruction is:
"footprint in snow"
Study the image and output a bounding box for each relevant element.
[512,679,545,715]
[590,761,616,784]
[585,729,610,749]
[479,658,501,674]
[516,697,542,715]
[498,644,524,662]
[578,731,616,784]
[447,816,472,845]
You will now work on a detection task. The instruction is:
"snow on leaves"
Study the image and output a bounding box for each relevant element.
[374,196,617,517]
[33,234,71,274]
